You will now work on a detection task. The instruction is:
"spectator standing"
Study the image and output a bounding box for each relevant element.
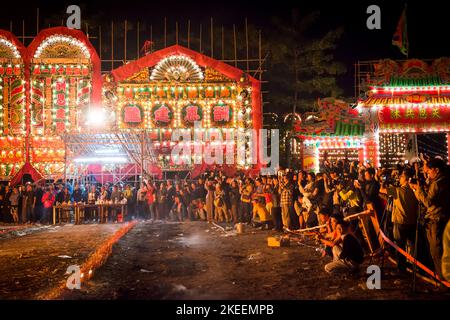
[355,168,383,221]
[9,186,20,223]
[229,180,240,224]
[157,183,167,220]
[21,184,35,223]
[442,219,450,282]
[271,177,282,231]
[137,183,147,219]
[72,183,83,203]
[33,184,44,222]
[280,175,293,230]
[240,178,253,223]
[410,158,450,280]
[380,170,419,273]
[41,187,55,224]
[214,183,228,222]
[205,180,215,223]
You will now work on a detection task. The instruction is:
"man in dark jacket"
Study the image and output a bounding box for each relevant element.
[324,221,364,274]
[72,184,83,203]
[166,180,176,212]
[355,167,383,221]
[380,169,418,273]
[410,158,450,280]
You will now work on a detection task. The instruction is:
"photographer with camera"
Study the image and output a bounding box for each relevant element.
[380,169,419,274]
[323,169,341,215]
[354,167,383,221]
[409,158,450,281]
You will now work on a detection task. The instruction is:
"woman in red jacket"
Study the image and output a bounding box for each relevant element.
[146,182,156,220]
[41,187,55,224]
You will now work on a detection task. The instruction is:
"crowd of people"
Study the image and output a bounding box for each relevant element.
[0,155,449,283]
[0,183,136,224]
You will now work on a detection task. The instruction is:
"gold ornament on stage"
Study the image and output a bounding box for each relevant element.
[150,55,203,82]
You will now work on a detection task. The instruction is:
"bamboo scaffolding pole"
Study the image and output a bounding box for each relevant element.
[150,24,153,52]
[258,30,262,81]
[137,21,140,59]
[199,23,202,53]
[36,8,39,34]
[210,17,214,58]
[187,20,191,48]
[233,24,237,67]
[245,18,249,73]
[164,17,167,48]
[221,26,224,60]
[99,26,102,60]
[111,21,114,70]
[124,20,127,63]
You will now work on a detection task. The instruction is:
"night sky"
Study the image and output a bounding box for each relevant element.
[1,0,448,99]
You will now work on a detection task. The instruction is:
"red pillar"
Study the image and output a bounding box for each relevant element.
[24,61,31,164]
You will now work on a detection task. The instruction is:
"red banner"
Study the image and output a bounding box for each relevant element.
[378,106,450,125]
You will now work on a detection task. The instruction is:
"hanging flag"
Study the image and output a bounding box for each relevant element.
[392,6,408,56]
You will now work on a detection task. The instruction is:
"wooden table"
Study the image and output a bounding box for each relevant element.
[98,203,127,223]
[52,204,76,225]
[52,203,127,225]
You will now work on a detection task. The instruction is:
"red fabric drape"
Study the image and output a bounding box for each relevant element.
[9,162,43,186]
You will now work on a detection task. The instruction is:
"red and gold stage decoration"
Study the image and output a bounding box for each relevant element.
[110,45,262,172]
[181,103,203,126]
[1,29,262,182]
[293,98,367,171]
[26,28,101,177]
[358,58,450,166]
[0,31,26,179]
[0,27,101,182]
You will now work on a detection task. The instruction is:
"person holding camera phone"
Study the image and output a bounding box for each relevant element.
[409,158,450,281]
[380,169,419,274]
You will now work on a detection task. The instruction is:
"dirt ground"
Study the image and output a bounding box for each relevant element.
[0,223,125,299]
[58,221,449,300]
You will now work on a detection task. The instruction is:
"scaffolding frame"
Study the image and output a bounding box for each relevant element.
[7,10,267,83]
[60,130,157,184]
